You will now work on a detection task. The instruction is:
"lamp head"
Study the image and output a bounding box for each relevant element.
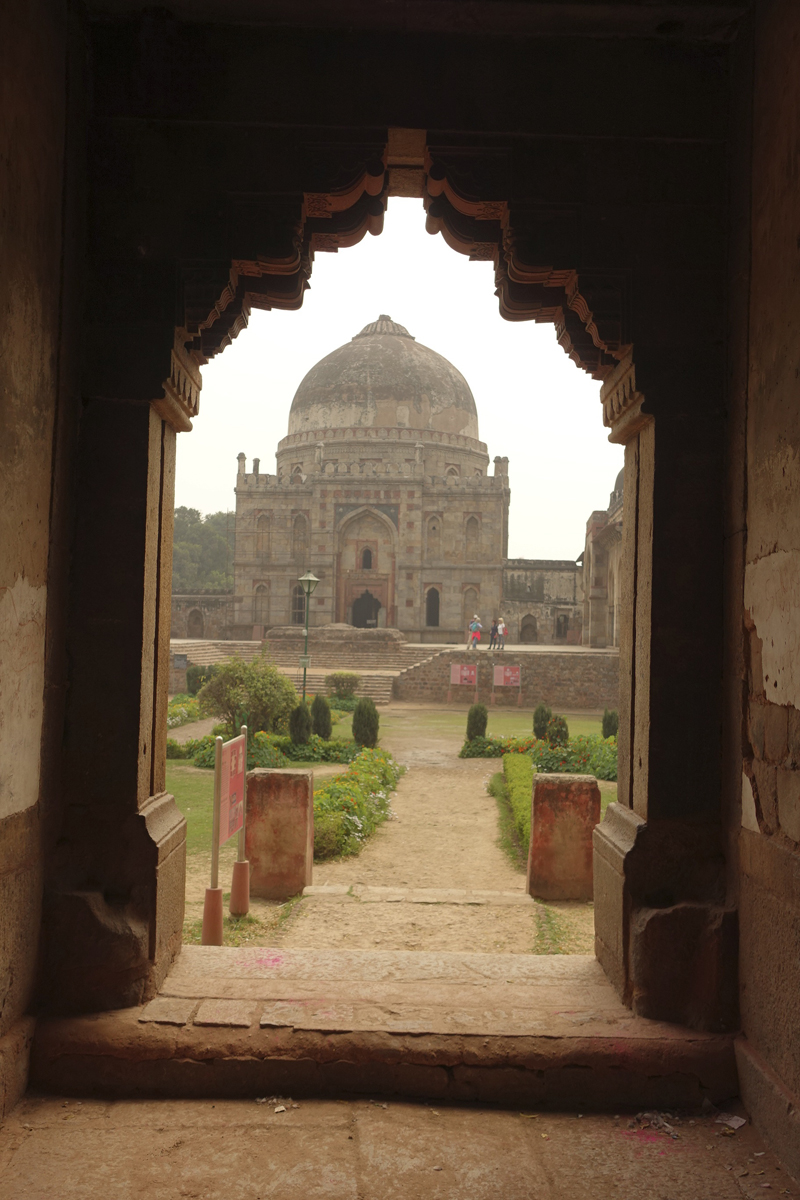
[297,569,320,597]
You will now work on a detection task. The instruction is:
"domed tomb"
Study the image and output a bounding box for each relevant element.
[286,316,480,439]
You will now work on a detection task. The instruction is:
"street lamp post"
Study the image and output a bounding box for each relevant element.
[297,570,319,703]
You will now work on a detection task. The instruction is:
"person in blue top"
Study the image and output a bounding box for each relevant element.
[467,615,482,650]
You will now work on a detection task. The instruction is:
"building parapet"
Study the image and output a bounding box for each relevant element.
[277,426,488,454]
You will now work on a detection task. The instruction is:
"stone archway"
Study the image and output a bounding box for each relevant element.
[520,614,538,643]
[186,608,204,638]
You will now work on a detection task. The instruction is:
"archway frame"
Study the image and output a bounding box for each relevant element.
[334,504,399,628]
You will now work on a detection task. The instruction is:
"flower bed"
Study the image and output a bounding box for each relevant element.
[460,733,617,781]
[313,747,401,860]
[167,694,200,729]
[167,730,361,770]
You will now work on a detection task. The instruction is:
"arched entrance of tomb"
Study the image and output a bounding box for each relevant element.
[59,127,732,1036]
[352,590,382,628]
[520,614,538,643]
[335,506,396,628]
[187,608,204,638]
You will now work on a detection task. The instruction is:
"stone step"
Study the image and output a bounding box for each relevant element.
[303,885,534,906]
[31,946,737,1109]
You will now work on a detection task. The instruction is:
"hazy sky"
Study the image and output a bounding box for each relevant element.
[175,198,622,560]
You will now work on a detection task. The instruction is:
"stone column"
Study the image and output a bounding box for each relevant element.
[592,354,736,1030]
[42,339,199,1013]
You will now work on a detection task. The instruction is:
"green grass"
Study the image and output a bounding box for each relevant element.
[533,904,572,955]
[167,762,215,854]
[332,708,603,742]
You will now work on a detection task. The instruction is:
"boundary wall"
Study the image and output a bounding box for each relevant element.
[394,648,619,710]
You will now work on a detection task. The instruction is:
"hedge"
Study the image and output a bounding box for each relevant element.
[460,733,617,781]
[168,730,360,769]
[313,747,402,859]
[503,752,535,851]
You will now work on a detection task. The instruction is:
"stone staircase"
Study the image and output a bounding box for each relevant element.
[170,638,450,706]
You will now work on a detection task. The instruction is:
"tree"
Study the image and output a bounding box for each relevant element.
[172,507,235,593]
[198,652,297,735]
[311,694,332,739]
[352,697,379,748]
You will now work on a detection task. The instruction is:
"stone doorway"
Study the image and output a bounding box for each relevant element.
[352,589,382,628]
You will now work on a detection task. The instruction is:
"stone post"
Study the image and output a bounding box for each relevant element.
[527,774,600,901]
[246,770,314,900]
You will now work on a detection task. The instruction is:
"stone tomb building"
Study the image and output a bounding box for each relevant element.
[232,316,511,641]
[230,315,590,643]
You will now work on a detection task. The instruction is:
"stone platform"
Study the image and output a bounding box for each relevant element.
[31,948,737,1108]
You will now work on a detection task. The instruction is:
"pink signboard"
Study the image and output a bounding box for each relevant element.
[493,664,521,687]
[450,663,477,686]
[219,734,246,845]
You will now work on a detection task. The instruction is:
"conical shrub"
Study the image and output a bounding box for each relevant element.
[352,697,379,748]
[311,693,332,739]
[466,703,488,741]
[289,702,312,745]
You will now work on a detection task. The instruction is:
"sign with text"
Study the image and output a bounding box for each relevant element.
[219,734,246,845]
[450,663,477,686]
[493,664,521,688]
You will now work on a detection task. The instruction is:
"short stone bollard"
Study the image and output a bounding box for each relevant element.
[526,773,600,901]
[245,769,313,901]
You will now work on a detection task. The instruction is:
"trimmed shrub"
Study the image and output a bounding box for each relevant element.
[185,730,291,770]
[166,737,189,759]
[313,747,401,859]
[602,708,620,739]
[326,671,361,699]
[289,702,312,745]
[546,714,569,746]
[466,703,488,741]
[533,703,552,740]
[352,697,379,748]
[503,752,535,851]
[311,693,332,739]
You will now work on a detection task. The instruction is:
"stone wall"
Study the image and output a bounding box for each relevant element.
[170,594,234,640]
[732,0,800,1175]
[0,0,71,1119]
[394,649,619,710]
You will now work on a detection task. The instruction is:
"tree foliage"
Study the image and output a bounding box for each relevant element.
[466,703,488,741]
[352,697,380,748]
[311,693,332,739]
[197,652,297,735]
[172,507,235,594]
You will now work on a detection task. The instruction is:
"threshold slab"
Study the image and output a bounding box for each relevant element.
[31,946,737,1109]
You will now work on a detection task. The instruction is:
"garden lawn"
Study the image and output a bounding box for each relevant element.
[332,708,602,742]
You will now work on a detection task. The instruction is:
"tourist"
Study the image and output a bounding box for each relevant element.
[489,618,499,649]
[467,614,482,650]
[497,617,507,650]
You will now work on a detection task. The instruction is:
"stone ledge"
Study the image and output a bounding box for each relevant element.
[30,948,738,1109]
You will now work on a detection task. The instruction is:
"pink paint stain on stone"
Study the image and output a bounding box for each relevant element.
[256,952,286,969]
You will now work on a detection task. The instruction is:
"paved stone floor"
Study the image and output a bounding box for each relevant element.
[1,1093,794,1199]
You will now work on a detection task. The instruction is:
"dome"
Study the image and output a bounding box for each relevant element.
[614,468,624,495]
[287,316,480,439]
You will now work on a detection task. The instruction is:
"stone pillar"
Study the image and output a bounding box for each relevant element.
[527,774,600,901]
[42,393,189,1013]
[246,770,314,900]
[592,354,736,1030]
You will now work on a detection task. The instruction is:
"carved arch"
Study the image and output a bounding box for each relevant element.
[167,138,632,430]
